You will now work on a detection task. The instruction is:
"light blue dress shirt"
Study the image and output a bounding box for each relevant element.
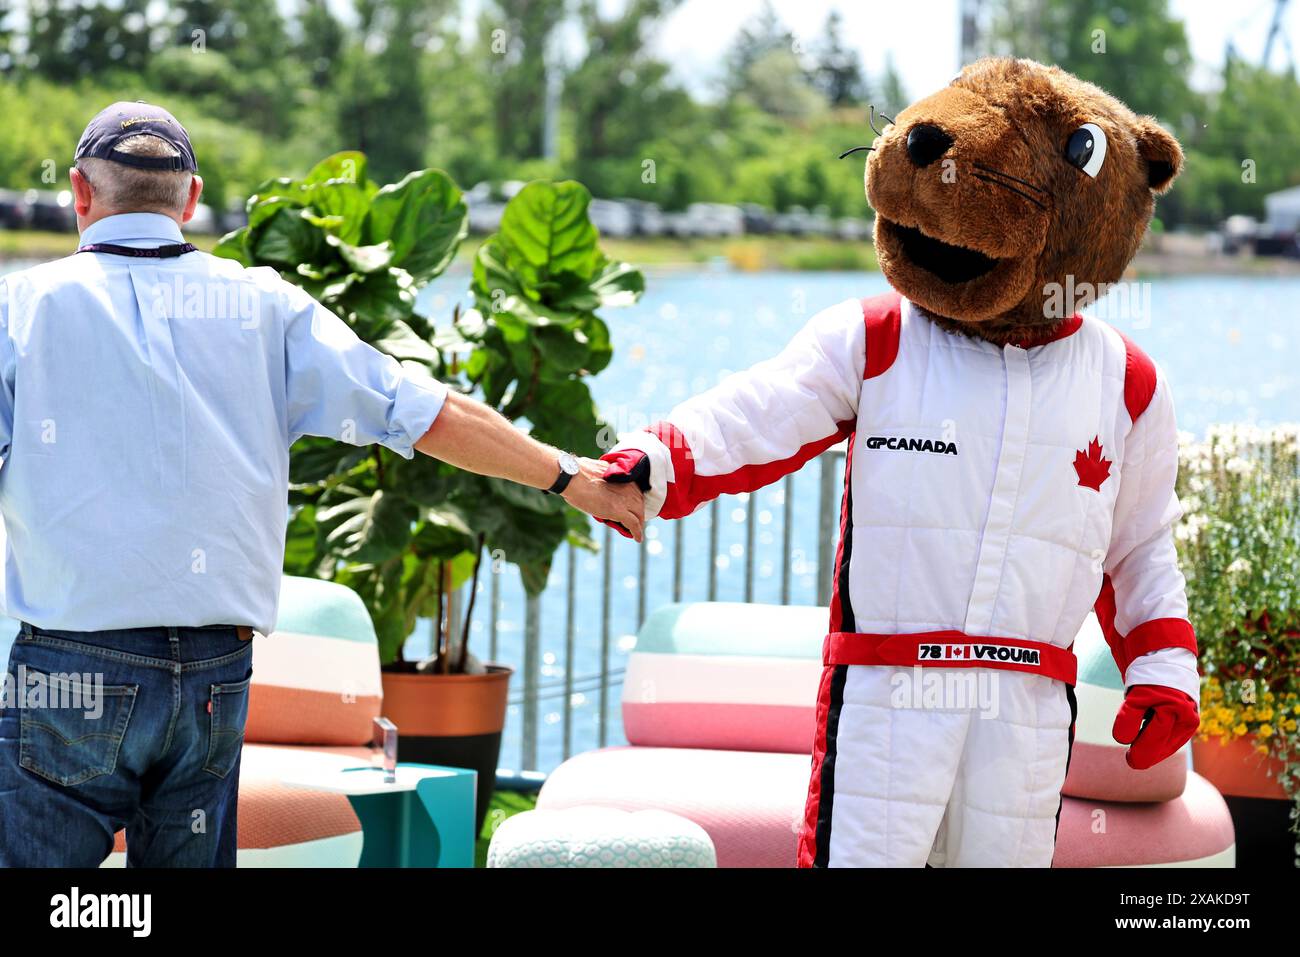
[0,212,447,634]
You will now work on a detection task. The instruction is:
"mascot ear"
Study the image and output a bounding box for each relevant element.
[1134,118,1182,194]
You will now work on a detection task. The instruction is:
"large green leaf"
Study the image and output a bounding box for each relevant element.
[297,153,376,245]
[364,169,468,282]
[302,152,371,190]
[334,269,417,328]
[496,181,601,292]
[251,208,328,267]
[325,234,393,274]
[212,228,250,265]
[587,259,646,308]
[372,319,442,368]
[316,486,417,564]
[535,322,590,372]
[289,438,369,485]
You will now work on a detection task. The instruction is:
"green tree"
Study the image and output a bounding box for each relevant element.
[564,0,692,192]
[877,53,908,113]
[480,0,566,161]
[983,0,1199,126]
[333,0,451,182]
[813,10,867,107]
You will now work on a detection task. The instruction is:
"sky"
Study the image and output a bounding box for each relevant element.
[635,0,1300,102]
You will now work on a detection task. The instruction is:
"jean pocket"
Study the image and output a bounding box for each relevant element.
[203,676,251,779]
[18,672,138,787]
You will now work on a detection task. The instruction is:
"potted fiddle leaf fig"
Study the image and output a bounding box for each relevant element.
[215,154,643,829]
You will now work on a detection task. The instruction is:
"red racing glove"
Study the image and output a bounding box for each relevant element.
[597,449,652,539]
[1111,684,1200,770]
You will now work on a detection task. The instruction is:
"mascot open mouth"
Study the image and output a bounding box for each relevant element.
[884,220,1000,284]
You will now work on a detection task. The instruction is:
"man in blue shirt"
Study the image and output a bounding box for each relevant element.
[0,102,644,867]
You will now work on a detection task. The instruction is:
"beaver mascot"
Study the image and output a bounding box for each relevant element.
[601,57,1200,867]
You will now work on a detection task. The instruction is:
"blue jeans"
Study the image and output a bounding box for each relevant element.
[0,623,252,867]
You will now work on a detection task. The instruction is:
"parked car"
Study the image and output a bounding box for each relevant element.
[835,217,872,242]
[0,189,33,230]
[467,200,505,234]
[587,199,635,239]
[805,205,835,237]
[1218,215,1257,255]
[463,181,493,205]
[740,203,774,235]
[660,210,696,238]
[26,189,77,232]
[220,199,249,234]
[1253,231,1299,258]
[624,200,666,237]
[772,205,813,236]
[686,203,744,238]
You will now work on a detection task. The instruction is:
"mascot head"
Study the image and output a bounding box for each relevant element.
[862,57,1182,344]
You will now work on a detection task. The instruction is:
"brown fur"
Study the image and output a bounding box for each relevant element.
[864,57,1182,345]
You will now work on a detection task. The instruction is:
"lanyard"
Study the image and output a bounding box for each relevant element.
[76,242,197,258]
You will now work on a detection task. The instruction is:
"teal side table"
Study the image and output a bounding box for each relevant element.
[284,762,477,868]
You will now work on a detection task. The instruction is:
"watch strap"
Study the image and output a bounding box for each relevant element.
[547,468,575,495]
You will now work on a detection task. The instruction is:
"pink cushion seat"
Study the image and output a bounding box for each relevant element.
[538,746,809,868]
[1053,772,1235,867]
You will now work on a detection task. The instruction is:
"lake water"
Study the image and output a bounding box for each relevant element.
[3,260,1298,771]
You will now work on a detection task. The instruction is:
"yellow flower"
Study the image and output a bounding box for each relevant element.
[1258,724,1274,738]
[1257,707,1275,722]
[1233,723,1249,737]
[1256,744,1270,756]
[1285,719,1298,732]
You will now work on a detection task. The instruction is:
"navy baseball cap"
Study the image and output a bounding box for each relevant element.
[75,101,198,172]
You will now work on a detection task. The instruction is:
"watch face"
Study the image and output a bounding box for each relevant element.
[558,452,580,476]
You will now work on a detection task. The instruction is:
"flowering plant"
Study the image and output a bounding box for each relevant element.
[1175,424,1300,859]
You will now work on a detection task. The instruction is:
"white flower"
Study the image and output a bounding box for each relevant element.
[1226,558,1253,577]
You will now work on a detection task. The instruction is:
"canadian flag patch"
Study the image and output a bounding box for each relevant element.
[1073,436,1112,491]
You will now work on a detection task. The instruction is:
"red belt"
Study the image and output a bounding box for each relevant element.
[823,631,1077,686]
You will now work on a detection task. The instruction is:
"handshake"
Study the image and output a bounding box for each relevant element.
[560,451,650,542]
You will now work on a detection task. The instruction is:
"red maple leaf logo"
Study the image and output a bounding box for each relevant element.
[1074,436,1112,491]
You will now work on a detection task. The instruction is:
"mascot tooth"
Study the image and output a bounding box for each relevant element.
[601,58,1200,868]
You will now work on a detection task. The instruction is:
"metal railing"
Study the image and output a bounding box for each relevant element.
[477,446,848,773]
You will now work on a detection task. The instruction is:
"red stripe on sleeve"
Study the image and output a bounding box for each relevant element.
[861,291,903,379]
[687,421,856,509]
[1095,574,1199,674]
[1117,331,1158,423]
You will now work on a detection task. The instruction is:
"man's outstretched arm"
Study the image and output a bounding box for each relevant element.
[415,392,645,540]
[279,278,644,540]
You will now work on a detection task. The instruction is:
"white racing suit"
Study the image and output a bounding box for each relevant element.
[612,291,1200,867]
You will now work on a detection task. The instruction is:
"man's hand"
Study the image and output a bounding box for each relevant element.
[415,394,644,537]
[595,448,652,539]
[562,458,646,541]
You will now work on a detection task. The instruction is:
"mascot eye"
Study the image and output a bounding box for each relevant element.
[1065,123,1107,178]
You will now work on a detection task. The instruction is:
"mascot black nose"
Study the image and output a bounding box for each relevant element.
[906,124,953,167]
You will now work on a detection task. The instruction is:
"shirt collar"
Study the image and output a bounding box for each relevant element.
[902,297,1084,350]
[79,212,185,249]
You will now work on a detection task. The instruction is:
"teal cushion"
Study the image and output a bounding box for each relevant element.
[637,602,826,659]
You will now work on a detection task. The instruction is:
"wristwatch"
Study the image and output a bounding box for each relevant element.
[546,452,581,495]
